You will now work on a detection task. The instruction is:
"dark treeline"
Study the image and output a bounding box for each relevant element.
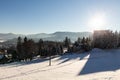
[93,30,120,49]
[16,36,92,61]
[0,36,92,63]
[16,37,64,61]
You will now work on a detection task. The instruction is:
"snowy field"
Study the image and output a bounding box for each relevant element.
[0,48,120,80]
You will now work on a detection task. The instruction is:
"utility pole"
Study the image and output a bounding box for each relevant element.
[49,47,51,66]
[49,54,51,66]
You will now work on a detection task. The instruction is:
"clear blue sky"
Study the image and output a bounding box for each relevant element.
[0,0,120,34]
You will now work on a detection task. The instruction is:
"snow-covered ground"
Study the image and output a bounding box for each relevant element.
[0,48,120,80]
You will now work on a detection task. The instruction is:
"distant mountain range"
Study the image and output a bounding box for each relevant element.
[0,32,92,43]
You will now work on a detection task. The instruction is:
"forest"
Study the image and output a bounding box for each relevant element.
[0,30,120,64]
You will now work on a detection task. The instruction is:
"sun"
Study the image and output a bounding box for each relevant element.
[88,13,106,31]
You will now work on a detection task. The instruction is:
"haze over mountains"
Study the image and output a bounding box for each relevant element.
[0,32,92,43]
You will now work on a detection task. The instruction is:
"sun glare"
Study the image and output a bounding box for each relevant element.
[88,13,106,31]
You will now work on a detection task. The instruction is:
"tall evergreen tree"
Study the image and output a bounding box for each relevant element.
[81,37,86,48]
[77,37,81,44]
[64,37,71,48]
[38,39,44,56]
[17,37,23,60]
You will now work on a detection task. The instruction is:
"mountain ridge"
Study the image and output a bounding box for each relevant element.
[0,31,92,42]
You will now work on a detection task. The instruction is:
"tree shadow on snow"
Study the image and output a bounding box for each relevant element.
[78,49,120,75]
[57,53,89,65]
[0,58,49,68]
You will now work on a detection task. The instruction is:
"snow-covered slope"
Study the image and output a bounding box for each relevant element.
[0,48,120,80]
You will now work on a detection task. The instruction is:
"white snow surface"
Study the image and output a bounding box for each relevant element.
[0,48,120,80]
